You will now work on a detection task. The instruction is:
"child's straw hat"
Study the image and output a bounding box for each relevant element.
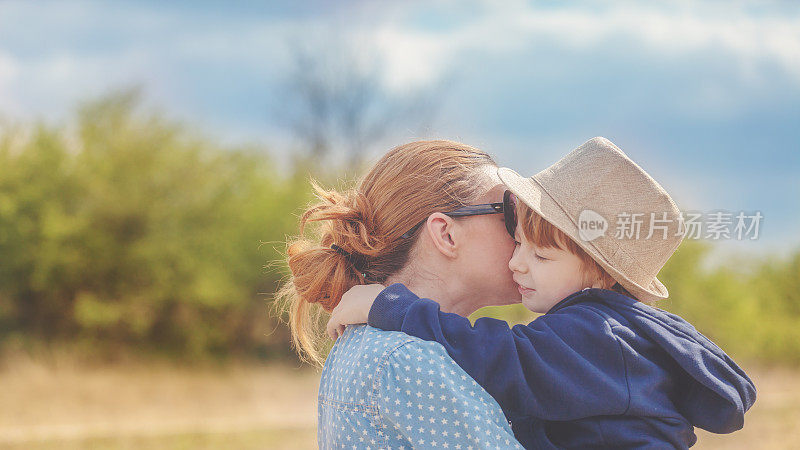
[498,137,684,303]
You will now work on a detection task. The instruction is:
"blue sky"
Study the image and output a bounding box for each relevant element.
[1,0,798,255]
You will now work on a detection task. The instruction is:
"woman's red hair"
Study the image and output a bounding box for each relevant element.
[277,141,497,365]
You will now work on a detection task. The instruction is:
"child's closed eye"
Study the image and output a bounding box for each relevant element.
[534,253,549,261]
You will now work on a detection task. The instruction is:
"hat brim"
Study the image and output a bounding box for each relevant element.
[497,167,669,304]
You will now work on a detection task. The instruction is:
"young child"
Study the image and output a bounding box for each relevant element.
[327,137,756,449]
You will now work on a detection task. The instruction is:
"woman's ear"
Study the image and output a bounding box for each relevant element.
[425,213,458,258]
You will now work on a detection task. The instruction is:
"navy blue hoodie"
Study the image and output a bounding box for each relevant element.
[367,284,757,449]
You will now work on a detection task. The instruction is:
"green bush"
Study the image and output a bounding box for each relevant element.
[1,90,797,366]
[658,241,800,365]
[0,91,312,361]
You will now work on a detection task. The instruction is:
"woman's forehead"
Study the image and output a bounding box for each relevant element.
[480,183,507,202]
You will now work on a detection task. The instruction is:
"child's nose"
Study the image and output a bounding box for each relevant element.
[508,246,527,273]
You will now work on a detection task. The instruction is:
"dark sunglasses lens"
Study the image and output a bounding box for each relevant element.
[503,190,517,238]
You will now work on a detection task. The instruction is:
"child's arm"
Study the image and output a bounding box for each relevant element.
[325,284,385,339]
[365,283,630,421]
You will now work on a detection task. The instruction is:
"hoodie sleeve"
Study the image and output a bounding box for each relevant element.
[368,283,631,421]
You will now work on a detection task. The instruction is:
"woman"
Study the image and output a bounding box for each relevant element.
[278,140,524,448]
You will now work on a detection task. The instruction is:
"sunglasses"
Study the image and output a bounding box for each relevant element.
[401,189,518,239]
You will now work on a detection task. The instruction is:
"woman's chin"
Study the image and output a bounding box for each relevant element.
[498,281,524,305]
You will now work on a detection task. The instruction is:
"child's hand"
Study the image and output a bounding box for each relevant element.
[326,284,386,339]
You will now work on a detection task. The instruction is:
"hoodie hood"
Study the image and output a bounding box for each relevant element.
[552,289,757,434]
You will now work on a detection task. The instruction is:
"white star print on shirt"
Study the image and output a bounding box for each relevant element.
[318,325,522,449]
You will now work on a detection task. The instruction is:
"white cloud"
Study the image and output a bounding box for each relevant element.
[365,2,800,91]
[371,28,452,92]
[1,1,799,123]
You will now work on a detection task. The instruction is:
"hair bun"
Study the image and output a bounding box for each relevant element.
[278,140,497,366]
[330,244,367,273]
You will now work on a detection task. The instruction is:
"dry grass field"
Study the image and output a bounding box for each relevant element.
[0,355,797,449]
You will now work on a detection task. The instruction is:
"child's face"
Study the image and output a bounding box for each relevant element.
[508,225,592,313]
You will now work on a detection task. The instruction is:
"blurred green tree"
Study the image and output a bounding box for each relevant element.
[0,89,313,361]
[0,90,797,367]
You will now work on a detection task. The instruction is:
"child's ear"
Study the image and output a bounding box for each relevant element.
[425,213,458,258]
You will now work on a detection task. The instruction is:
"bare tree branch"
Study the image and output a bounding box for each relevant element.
[279,38,442,171]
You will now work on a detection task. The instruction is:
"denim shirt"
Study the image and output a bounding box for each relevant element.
[318,325,522,449]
